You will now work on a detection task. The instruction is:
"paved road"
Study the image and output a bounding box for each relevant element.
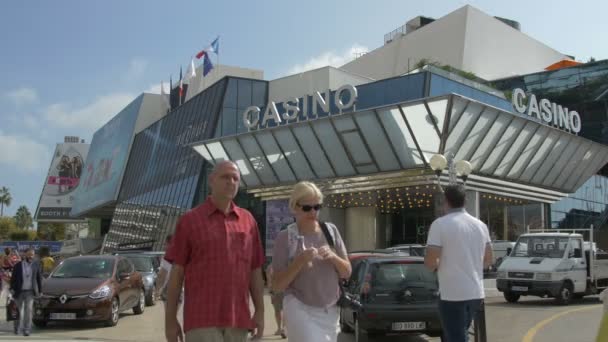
[0,293,602,341]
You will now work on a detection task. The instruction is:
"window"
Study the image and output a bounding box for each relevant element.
[237,79,252,109]
[52,258,114,279]
[221,108,238,136]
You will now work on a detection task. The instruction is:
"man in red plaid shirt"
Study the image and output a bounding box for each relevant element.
[164,160,265,342]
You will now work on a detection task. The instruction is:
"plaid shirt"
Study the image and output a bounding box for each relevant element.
[165,198,264,333]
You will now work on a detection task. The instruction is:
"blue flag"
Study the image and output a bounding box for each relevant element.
[203,54,214,76]
[210,36,220,54]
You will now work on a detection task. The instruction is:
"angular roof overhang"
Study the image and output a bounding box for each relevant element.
[191,94,608,203]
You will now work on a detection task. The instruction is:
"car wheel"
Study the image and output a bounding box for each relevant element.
[145,287,156,306]
[33,320,47,328]
[133,288,145,314]
[555,282,574,305]
[504,291,520,303]
[355,318,368,342]
[105,297,120,327]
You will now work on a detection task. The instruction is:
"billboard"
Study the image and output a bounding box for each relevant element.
[0,241,63,254]
[35,142,89,221]
[265,199,294,257]
[70,95,143,217]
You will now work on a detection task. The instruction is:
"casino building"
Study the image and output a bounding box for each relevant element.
[71,5,608,253]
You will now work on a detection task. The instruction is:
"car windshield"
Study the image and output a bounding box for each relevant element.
[126,256,154,273]
[52,258,114,279]
[512,236,569,258]
[370,262,437,291]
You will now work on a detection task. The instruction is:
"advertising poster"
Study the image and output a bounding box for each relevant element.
[0,241,63,254]
[35,143,89,221]
[265,199,294,257]
[70,96,143,217]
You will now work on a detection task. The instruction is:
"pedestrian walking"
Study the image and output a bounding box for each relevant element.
[9,248,43,337]
[156,234,183,306]
[424,185,493,342]
[164,160,265,342]
[0,248,16,302]
[271,181,351,342]
[39,246,55,278]
[265,264,286,338]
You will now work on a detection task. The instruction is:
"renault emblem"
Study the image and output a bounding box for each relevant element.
[404,290,412,297]
[59,294,68,304]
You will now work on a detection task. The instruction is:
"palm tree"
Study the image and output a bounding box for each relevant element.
[0,187,12,217]
[14,205,33,230]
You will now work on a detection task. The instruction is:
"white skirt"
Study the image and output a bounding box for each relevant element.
[283,294,339,342]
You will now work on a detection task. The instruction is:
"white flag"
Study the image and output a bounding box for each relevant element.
[183,58,196,84]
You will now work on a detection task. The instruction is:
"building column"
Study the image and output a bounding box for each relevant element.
[344,207,378,251]
[465,190,480,218]
[318,207,346,240]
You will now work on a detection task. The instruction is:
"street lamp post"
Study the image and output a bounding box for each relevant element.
[429,152,472,189]
[429,152,486,342]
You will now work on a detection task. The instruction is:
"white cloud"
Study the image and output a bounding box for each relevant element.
[5,87,38,106]
[125,58,148,80]
[145,83,162,94]
[43,93,136,131]
[288,44,370,75]
[0,130,50,172]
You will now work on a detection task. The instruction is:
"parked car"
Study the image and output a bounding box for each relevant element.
[340,256,442,342]
[388,244,427,256]
[118,253,160,306]
[33,255,145,327]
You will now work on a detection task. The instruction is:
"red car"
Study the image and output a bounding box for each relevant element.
[34,255,145,327]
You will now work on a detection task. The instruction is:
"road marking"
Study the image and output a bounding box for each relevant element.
[521,305,601,342]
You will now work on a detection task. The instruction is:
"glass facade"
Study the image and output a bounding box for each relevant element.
[550,175,608,230]
[479,194,545,241]
[492,61,608,232]
[104,77,268,252]
[491,60,608,155]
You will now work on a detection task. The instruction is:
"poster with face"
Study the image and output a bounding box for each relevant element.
[265,199,294,257]
[36,143,89,221]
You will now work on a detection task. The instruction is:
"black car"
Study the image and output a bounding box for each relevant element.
[340,256,442,342]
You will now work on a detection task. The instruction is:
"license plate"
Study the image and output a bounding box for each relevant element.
[50,313,76,320]
[392,322,426,331]
[512,286,528,292]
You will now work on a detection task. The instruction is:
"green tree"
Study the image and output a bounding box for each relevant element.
[0,217,17,239]
[0,187,12,217]
[9,230,30,241]
[38,222,66,241]
[14,205,33,230]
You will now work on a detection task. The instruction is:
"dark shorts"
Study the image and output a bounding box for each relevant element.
[270,291,284,310]
[438,299,482,342]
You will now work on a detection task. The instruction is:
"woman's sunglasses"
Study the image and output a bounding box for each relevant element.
[298,204,323,212]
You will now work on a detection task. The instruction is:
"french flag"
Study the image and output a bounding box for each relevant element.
[196,36,220,59]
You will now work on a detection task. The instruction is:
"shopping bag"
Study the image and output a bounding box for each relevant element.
[6,297,18,321]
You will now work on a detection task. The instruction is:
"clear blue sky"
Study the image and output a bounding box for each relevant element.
[1,0,607,218]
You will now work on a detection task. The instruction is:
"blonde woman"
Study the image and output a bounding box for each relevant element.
[271,181,351,342]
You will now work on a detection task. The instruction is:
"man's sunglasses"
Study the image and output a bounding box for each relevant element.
[298,204,323,212]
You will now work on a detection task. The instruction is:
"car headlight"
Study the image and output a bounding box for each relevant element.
[536,273,552,281]
[89,285,112,299]
[496,271,507,279]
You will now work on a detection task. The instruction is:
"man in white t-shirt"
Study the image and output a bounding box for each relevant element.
[425,185,493,342]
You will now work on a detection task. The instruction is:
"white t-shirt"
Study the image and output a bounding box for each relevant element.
[426,208,491,301]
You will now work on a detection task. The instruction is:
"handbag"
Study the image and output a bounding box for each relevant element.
[319,222,362,310]
[6,296,18,322]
